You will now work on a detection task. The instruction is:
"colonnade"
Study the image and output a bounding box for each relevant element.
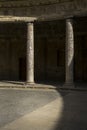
[26,18,74,87]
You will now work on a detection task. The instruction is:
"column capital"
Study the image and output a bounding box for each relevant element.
[66,15,74,19]
[26,21,35,24]
[66,18,74,25]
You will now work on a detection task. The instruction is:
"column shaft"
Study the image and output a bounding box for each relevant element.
[65,18,74,85]
[26,22,34,83]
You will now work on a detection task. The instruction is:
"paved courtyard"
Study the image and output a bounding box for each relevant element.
[0,88,87,130]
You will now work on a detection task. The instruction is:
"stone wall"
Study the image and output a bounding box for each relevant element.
[34,20,65,82]
[0,0,87,21]
[0,0,74,7]
[74,17,87,81]
[0,23,26,81]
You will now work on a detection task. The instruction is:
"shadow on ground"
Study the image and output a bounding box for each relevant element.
[53,90,87,130]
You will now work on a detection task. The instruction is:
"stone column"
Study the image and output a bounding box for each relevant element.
[26,22,34,84]
[65,18,74,87]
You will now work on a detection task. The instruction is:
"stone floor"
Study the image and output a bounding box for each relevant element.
[0,81,87,91]
[0,88,87,130]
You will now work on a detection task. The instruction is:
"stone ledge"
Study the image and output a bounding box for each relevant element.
[0,83,87,91]
[0,16,37,22]
[0,0,71,8]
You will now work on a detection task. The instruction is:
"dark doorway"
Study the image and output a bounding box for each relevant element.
[19,58,26,81]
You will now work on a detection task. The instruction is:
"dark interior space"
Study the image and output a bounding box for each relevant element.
[74,17,87,83]
[34,20,65,84]
[0,17,87,84]
[0,23,26,81]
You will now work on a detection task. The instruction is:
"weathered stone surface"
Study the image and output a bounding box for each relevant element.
[65,18,74,85]
[0,16,37,22]
[0,0,87,21]
[26,22,34,83]
[0,0,72,7]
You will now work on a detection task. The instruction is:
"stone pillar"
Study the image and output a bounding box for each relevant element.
[26,22,34,84]
[65,18,74,87]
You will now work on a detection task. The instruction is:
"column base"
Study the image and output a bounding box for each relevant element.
[24,81,35,86]
[64,82,75,88]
